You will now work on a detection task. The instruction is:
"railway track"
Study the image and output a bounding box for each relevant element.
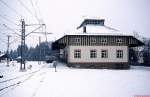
[0,69,40,84]
[0,64,48,96]
[0,63,47,84]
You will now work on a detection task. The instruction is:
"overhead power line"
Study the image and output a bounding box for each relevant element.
[0,38,7,43]
[35,1,42,18]
[0,29,20,30]
[30,0,39,22]
[0,32,8,35]
[3,24,21,36]
[4,14,20,23]
[17,0,40,22]
[35,1,46,26]
[0,0,29,23]
[0,0,22,18]
[25,24,45,37]
[9,37,20,45]
[0,14,19,26]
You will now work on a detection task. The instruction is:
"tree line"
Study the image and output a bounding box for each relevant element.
[129,37,150,66]
[9,42,56,61]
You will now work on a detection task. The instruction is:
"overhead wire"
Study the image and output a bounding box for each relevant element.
[0,14,19,26]
[30,0,40,23]
[0,0,30,24]
[9,37,20,45]
[3,14,20,23]
[2,24,21,36]
[36,0,52,44]
[29,0,50,44]
[0,0,22,19]
[0,32,8,35]
[0,0,35,53]
[0,0,50,53]
[16,0,40,23]
[0,38,7,43]
[35,1,42,18]
[0,28,20,30]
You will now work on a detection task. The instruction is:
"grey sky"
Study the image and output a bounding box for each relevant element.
[0,0,150,52]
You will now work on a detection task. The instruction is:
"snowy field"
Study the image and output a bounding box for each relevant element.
[0,61,150,97]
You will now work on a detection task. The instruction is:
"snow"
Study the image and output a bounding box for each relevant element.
[0,61,150,97]
[55,20,132,41]
[0,54,5,57]
[66,24,130,36]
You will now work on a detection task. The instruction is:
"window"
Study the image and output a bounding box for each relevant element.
[76,38,81,43]
[91,38,96,44]
[90,50,97,58]
[116,38,123,44]
[72,38,81,44]
[116,50,123,58]
[101,38,107,44]
[101,50,108,58]
[74,50,81,58]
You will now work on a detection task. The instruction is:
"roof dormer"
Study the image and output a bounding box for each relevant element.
[77,19,105,29]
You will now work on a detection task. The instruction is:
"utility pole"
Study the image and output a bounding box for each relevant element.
[6,35,11,67]
[20,19,26,71]
[38,36,41,64]
[18,19,51,71]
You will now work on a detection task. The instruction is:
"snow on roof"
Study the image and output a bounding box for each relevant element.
[54,21,132,41]
[67,25,128,36]
[0,53,5,57]
[81,16,104,21]
[16,56,21,59]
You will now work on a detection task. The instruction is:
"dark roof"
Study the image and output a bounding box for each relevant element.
[77,19,105,29]
[52,35,144,50]
[129,36,144,47]
[0,54,9,59]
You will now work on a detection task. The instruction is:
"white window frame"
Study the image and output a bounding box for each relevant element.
[116,50,123,58]
[101,50,108,58]
[74,49,81,58]
[90,50,97,58]
[101,38,107,44]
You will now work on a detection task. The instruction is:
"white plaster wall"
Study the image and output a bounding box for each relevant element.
[68,46,128,63]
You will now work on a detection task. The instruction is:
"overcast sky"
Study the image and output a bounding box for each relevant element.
[0,0,150,52]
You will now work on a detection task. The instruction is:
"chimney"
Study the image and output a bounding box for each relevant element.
[83,26,86,33]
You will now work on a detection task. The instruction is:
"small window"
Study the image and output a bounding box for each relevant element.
[101,38,107,44]
[72,38,81,44]
[90,50,97,58]
[101,50,108,58]
[74,50,81,58]
[116,39,123,44]
[75,38,81,43]
[116,50,123,58]
[91,38,96,43]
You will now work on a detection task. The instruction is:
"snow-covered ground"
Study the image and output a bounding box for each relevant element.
[0,61,150,97]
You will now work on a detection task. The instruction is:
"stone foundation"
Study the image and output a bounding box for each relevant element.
[67,62,130,69]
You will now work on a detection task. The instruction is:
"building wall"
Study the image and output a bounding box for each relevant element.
[68,46,128,63]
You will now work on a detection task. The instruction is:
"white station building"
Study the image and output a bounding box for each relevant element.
[52,18,144,69]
